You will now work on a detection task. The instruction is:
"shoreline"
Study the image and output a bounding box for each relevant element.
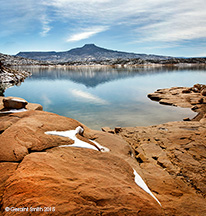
[0,85,206,215]
[147,84,206,122]
[0,64,31,96]
[9,62,206,68]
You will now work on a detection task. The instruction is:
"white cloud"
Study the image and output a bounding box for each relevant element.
[41,25,51,37]
[71,89,109,105]
[40,16,52,37]
[0,0,49,37]
[1,0,206,55]
[44,0,206,44]
[135,5,206,43]
[41,94,52,108]
[67,26,108,42]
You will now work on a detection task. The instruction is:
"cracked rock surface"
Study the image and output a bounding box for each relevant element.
[116,121,206,215]
[109,85,206,216]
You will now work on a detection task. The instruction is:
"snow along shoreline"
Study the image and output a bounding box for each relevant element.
[0,66,31,93]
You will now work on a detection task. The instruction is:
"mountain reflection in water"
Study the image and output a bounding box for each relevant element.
[5,66,206,130]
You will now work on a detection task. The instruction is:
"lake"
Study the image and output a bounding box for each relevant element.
[5,66,206,130]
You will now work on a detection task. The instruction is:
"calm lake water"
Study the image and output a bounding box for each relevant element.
[5,66,206,130]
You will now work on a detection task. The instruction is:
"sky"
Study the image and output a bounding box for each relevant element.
[0,0,206,57]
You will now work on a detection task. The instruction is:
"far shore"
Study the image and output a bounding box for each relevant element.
[10,62,206,69]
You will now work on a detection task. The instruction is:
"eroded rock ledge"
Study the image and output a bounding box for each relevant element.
[148,84,206,121]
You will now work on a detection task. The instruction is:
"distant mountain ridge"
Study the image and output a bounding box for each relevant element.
[0,53,42,66]
[16,44,171,63]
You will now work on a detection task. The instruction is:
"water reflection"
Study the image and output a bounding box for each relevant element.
[12,65,206,87]
[5,66,206,130]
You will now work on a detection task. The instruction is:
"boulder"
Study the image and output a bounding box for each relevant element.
[101,127,114,134]
[0,96,43,112]
[3,97,28,109]
[26,102,43,111]
[201,89,206,96]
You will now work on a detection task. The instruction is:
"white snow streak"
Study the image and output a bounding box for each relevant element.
[45,126,110,152]
[10,98,27,103]
[0,108,28,113]
[133,169,161,206]
[89,139,110,152]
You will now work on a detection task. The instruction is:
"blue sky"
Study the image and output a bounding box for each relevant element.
[0,0,206,57]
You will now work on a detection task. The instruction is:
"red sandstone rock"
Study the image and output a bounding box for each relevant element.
[0,110,163,215]
[1,92,206,215]
[117,121,206,216]
[1,149,163,215]
[0,111,84,161]
[0,163,18,202]
[201,89,206,96]
[148,85,206,121]
[0,96,43,112]
[26,103,43,111]
[3,97,28,109]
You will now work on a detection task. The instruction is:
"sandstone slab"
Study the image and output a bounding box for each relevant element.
[116,120,206,216]
[0,110,163,215]
[1,148,163,215]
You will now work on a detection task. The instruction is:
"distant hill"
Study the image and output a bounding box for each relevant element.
[16,44,171,63]
[0,53,42,66]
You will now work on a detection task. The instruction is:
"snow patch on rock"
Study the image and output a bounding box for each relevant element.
[0,108,28,114]
[133,169,161,206]
[45,126,110,152]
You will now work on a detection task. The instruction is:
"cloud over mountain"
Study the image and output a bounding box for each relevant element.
[0,0,205,56]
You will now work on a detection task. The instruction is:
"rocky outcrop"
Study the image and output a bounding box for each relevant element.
[0,64,30,84]
[0,106,163,215]
[148,84,206,121]
[0,62,31,96]
[0,97,43,113]
[0,53,43,66]
[3,97,28,109]
[105,119,206,216]
[1,88,206,215]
